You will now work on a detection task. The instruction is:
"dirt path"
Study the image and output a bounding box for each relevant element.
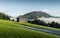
[19,25,60,36]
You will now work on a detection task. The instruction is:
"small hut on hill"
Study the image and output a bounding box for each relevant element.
[18,15,27,22]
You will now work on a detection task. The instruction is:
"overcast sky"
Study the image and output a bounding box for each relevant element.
[0,0,60,17]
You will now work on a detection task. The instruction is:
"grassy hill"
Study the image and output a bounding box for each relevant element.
[19,22,60,31]
[0,19,59,38]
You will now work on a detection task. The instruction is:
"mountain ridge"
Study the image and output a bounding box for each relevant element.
[22,11,54,19]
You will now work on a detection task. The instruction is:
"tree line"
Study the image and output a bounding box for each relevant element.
[0,12,10,20]
[27,20,60,28]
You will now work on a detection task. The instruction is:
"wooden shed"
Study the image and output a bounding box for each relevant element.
[18,15,27,22]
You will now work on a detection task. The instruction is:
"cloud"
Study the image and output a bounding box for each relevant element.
[40,9,59,16]
[42,9,50,13]
[41,9,54,13]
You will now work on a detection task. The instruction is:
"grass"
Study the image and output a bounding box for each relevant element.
[0,19,60,38]
[19,22,60,31]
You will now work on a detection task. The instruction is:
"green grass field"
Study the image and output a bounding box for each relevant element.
[19,22,60,31]
[0,19,60,38]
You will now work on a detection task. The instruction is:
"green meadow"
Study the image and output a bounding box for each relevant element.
[19,22,60,31]
[0,19,60,38]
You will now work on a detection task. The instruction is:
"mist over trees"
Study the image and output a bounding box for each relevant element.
[27,20,60,28]
[0,12,10,20]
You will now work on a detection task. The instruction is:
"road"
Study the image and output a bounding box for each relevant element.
[19,25,60,36]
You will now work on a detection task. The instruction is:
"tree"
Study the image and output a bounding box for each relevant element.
[50,21,60,28]
[0,12,10,20]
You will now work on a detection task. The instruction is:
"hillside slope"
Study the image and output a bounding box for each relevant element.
[23,11,53,19]
[0,19,59,38]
